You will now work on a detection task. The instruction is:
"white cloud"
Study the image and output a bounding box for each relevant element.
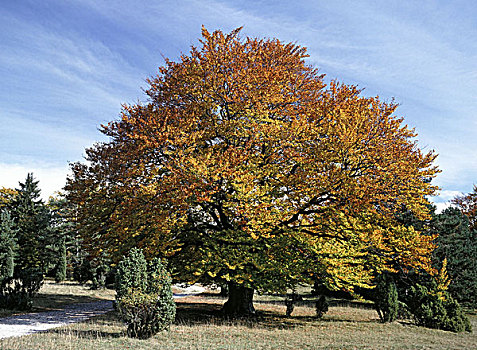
[0,163,70,200]
[1,0,476,205]
[433,201,453,214]
[436,190,463,202]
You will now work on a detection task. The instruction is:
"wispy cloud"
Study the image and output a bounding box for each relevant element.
[0,162,70,200]
[0,9,149,122]
[1,0,476,204]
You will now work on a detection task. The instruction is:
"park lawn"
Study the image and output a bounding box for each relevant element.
[0,279,115,317]
[0,293,475,350]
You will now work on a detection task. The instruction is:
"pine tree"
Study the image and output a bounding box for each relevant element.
[11,174,49,272]
[8,173,51,307]
[0,210,17,284]
[55,237,67,283]
[431,207,477,307]
[48,195,76,282]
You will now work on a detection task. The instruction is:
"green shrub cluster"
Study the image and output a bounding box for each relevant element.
[315,295,329,319]
[0,269,43,310]
[406,283,472,333]
[115,248,176,339]
[374,273,398,323]
[396,300,411,320]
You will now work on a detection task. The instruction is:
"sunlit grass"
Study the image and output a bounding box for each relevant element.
[0,292,475,349]
[0,279,114,317]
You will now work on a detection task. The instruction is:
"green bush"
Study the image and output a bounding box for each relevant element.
[116,248,148,298]
[315,295,329,319]
[396,300,411,320]
[115,249,176,338]
[406,283,471,333]
[0,268,43,310]
[374,273,399,323]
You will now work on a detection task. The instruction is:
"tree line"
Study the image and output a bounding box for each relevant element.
[0,174,110,309]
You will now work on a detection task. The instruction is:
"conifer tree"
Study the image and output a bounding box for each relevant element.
[55,237,67,283]
[431,207,477,307]
[0,210,17,284]
[11,174,48,271]
[374,273,399,323]
[9,173,50,306]
[48,195,76,282]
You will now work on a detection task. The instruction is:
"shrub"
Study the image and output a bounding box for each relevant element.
[406,282,471,333]
[115,249,176,338]
[0,268,43,310]
[374,273,399,323]
[116,248,148,298]
[91,255,112,289]
[396,300,411,320]
[315,295,329,319]
[73,258,93,284]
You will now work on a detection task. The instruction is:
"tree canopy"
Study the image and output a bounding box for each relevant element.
[432,206,477,307]
[66,28,439,310]
[452,185,477,230]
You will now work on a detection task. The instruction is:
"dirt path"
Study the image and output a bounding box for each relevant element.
[0,286,206,339]
[0,300,113,339]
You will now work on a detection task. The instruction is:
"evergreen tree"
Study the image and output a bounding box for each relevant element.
[116,249,176,338]
[0,210,17,284]
[55,237,67,283]
[7,173,51,308]
[374,273,399,323]
[11,174,50,273]
[431,207,477,307]
[48,195,76,282]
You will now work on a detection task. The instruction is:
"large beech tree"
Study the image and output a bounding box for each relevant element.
[66,28,439,315]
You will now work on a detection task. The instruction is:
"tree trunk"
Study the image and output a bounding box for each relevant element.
[219,283,229,297]
[222,282,255,316]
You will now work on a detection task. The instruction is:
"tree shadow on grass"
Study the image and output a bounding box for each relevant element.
[49,328,124,339]
[33,293,109,312]
[0,294,110,318]
[47,311,125,339]
[174,300,379,330]
[40,298,381,340]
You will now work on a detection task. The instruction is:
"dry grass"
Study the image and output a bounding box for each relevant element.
[0,279,114,317]
[0,293,475,349]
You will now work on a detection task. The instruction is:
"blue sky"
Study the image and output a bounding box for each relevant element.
[1,0,476,210]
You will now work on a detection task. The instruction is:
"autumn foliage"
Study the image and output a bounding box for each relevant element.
[452,185,477,230]
[66,28,439,298]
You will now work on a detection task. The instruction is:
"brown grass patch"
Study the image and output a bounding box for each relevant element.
[0,292,475,349]
[0,279,114,317]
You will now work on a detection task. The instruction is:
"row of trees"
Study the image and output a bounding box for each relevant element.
[0,175,59,309]
[370,197,476,332]
[0,174,96,309]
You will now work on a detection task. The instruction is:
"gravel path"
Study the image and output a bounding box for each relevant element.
[0,300,113,339]
[0,285,206,339]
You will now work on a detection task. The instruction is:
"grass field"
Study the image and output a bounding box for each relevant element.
[0,279,115,318]
[0,283,475,349]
